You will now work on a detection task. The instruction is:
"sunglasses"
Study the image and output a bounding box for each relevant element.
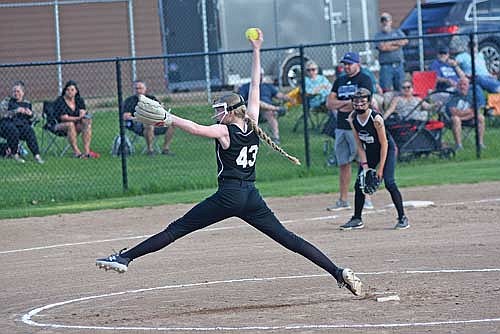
[402,86,412,89]
[306,68,317,72]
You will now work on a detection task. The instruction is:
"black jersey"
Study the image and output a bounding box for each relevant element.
[216,123,259,181]
[352,110,394,164]
[8,98,32,122]
[331,71,373,130]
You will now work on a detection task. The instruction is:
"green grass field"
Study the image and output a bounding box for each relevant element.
[1,105,499,219]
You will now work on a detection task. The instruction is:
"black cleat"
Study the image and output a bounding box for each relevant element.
[96,249,130,273]
[340,217,364,230]
[394,216,410,230]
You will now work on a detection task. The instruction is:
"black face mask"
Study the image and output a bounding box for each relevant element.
[352,99,369,114]
[355,107,368,115]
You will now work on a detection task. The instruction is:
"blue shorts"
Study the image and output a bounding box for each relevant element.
[334,129,357,165]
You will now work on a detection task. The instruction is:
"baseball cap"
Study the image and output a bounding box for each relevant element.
[380,12,392,21]
[438,46,450,54]
[340,52,360,65]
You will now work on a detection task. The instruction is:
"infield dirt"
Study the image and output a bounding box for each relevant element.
[1,182,499,333]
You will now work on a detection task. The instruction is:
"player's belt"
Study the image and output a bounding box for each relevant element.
[218,178,254,186]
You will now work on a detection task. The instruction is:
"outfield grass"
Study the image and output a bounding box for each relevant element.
[1,104,499,218]
[1,158,499,219]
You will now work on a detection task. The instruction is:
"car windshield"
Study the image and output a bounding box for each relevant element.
[400,3,454,30]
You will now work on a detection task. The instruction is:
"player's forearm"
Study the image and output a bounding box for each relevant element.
[246,40,261,122]
[378,145,387,173]
[377,123,388,173]
[171,115,223,139]
[250,49,260,87]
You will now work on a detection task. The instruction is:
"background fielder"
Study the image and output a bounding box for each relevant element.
[340,88,409,230]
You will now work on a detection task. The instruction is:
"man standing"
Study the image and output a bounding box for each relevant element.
[326,52,374,211]
[123,80,175,156]
[374,12,408,92]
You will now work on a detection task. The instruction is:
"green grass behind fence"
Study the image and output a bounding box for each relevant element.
[1,104,499,217]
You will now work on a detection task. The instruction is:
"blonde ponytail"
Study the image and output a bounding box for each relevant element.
[246,118,301,165]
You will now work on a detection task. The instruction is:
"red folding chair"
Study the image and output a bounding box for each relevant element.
[412,71,437,99]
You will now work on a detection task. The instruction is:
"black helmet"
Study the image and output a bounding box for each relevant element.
[351,88,372,102]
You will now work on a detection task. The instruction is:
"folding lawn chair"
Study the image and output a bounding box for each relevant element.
[40,101,71,156]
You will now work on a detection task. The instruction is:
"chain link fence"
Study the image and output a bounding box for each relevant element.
[1,31,499,208]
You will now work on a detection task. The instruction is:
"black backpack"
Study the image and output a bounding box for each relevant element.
[111,135,134,157]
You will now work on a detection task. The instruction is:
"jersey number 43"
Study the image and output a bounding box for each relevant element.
[236,145,258,168]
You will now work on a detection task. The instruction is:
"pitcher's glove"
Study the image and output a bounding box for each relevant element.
[358,168,380,195]
[134,94,173,127]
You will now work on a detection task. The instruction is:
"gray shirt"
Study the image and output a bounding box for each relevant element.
[374,29,406,64]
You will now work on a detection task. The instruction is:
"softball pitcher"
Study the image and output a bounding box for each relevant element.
[96,29,362,296]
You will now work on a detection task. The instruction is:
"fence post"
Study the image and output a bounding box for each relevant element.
[468,33,481,159]
[115,58,129,191]
[299,46,311,168]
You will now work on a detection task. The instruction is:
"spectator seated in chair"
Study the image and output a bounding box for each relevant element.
[454,40,500,94]
[122,80,175,156]
[304,60,332,110]
[238,68,291,145]
[383,80,433,124]
[0,81,44,164]
[429,46,467,92]
[445,78,486,151]
[53,80,99,159]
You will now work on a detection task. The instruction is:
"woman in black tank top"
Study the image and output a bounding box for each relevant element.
[340,88,409,231]
[96,29,363,297]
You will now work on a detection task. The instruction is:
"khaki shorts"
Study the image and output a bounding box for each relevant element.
[334,129,357,165]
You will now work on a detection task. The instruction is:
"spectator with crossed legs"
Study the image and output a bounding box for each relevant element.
[0,81,44,163]
[96,29,363,297]
[455,41,500,94]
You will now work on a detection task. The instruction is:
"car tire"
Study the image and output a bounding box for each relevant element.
[479,37,500,78]
[281,57,304,87]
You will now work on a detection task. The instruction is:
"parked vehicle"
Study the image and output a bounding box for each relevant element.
[400,0,500,76]
[160,0,379,90]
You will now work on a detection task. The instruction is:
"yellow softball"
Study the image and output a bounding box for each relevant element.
[245,28,259,41]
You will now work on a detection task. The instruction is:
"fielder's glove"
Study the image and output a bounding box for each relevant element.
[358,168,380,195]
[134,94,173,127]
